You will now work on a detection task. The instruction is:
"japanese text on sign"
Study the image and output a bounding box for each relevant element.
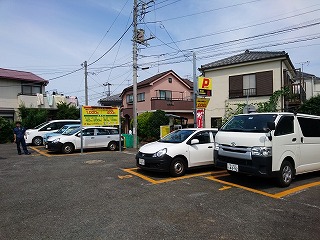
[82,106,119,126]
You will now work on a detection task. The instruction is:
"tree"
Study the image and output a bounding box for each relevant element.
[256,88,289,112]
[18,104,48,129]
[298,95,320,115]
[56,102,80,119]
[137,110,169,141]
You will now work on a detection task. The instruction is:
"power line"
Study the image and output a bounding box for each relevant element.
[87,0,130,61]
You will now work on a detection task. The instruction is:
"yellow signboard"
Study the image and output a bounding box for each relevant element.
[198,77,212,96]
[82,106,119,126]
[196,98,210,109]
[160,125,170,138]
[198,77,212,90]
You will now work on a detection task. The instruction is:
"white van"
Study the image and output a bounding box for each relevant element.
[25,119,80,146]
[214,112,320,187]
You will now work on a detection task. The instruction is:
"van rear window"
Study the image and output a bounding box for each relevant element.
[298,117,320,137]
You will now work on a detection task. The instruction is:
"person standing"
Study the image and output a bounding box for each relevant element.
[13,121,31,155]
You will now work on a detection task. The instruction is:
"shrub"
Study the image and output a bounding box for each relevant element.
[0,117,14,144]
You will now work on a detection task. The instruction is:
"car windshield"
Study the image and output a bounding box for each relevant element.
[34,122,48,129]
[62,126,80,135]
[220,114,277,133]
[158,129,196,143]
[56,126,69,134]
[63,128,80,136]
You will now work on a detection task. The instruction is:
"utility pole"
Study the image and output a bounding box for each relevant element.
[103,82,112,97]
[193,52,197,127]
[84,61,88,105]
[132,0,138,149]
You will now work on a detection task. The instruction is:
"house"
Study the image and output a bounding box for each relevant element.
[120,70,194,133]
[198,50,305,128]
[98,93,122,107]
[0,68,78,121]
[296,72,320,99]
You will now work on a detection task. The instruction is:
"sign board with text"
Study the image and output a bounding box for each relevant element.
[198,77,212,96]
[196,109,204,128]
[81,106,119,126]
[196,98,210,109]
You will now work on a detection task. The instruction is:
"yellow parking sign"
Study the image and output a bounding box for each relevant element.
[196,98,210,109]
[198,77,212,96]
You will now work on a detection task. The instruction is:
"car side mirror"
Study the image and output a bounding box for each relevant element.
[190,139,200,145]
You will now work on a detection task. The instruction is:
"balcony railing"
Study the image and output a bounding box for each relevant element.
[229,88,256,98]
[151,97,193,110]
[284,83,306,106]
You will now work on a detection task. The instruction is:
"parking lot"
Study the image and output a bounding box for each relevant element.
[0,143,319,239]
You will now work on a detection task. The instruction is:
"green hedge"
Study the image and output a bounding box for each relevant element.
[0,117,14,144]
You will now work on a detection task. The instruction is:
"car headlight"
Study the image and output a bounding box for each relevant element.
[251,147,272,157]
[52,138,60,143]
[214,143,220,151]
[153,148,167,158]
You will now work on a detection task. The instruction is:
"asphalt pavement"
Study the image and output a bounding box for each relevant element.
[0,143,319,240]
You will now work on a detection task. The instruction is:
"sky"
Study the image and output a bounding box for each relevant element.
[1,0,319,105]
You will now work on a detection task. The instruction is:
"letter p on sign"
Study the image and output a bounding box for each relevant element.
[198,77,212,90]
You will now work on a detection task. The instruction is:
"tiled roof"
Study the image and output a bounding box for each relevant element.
[0,68,48,83]
[121,70,192,96]
[99,93,122,102]
[200,50,290,70]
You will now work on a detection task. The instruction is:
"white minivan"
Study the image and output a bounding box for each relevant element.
[46,126,123,153]
[25,119,80,146]
[136,128,218,177]
[214,112,320,187]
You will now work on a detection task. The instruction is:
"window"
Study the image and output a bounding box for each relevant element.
[159,90,172,100]
[211,117,222,128]
[275,116,294,136]
[137,92,145,102]
[243,74,256,96]
[168,78,172,83]
[21,84,42,95]
[192,131,211,144]
[83,129,95,136]
[298,117,320,137]
[97,128,109,135]
[109,129,119,135]
[229,70,273,98]
[126,94,133,104]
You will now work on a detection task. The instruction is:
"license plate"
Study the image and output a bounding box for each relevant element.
[227,163,238,172]
[139,158,145,165]
[45,144,48,149]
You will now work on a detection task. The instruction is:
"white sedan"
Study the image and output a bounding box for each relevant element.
[136,128,218,177]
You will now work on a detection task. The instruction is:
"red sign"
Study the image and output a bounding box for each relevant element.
[196,109,204,128]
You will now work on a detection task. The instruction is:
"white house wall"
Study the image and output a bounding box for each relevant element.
[204,59,290,127]
[0,79,21,109]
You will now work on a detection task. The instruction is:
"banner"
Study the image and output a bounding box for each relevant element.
[196,109,204,128]
[81,106,119,126]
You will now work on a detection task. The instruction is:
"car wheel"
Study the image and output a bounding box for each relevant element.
[62,143,74,154]
[32,136,43,146]
[170,157,187,177]
[277,160,294,187]
[108,142,117,151]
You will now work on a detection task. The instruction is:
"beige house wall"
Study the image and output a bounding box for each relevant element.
[203,59,292,127]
